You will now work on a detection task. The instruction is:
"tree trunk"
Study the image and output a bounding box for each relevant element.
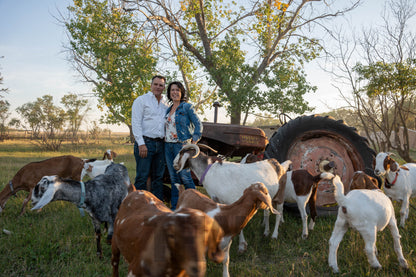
[229,102,241,125]
[128,124,134,143]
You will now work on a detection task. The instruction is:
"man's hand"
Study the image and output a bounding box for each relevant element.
[139,144,148,158]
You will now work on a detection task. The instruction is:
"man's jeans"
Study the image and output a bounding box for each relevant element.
[165,142,196,209]
[134,138,165,201]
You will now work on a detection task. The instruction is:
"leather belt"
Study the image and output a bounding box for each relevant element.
[143,136,164,142]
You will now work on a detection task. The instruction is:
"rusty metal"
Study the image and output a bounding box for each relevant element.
[200,122,268,157]
[285,130,364,206]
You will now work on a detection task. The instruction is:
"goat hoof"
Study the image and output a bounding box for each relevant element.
[238,242,247,253]
[302,234,308,240]
[399,259,409,269]
[370,264,382,270]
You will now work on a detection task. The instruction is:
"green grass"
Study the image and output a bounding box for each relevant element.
[0,139,415,276]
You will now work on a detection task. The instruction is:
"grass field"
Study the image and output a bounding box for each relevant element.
[0,138,415,276]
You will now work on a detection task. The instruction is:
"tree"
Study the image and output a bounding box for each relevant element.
[328,0,416,162]
[16,95,66,142]
[65,0,158,142]
[0,59,8,97]
[0,100,10,139]
[0,60,10,139]
[61,93,90,142]
[123,0,360,124]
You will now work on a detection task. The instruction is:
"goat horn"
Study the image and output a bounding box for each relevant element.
[181,144,200,158]
[196,143,218,154]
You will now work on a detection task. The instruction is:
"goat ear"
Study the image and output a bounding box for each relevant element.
[205,216,224,264]
[31,183,56,210]
[390,160,399,172]
[176,152,191,172]
[255,187,279,214]
[163,220,176,248]
[112,151,117,158]
[141,225,170,276]
[371,177,379,189]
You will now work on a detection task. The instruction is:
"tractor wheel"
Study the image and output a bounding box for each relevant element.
[264,114,376,207]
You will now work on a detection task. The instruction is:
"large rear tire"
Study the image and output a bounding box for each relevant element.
[265,114,376,206]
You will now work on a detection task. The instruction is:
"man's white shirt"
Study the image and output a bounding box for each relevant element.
[132,91,168,145]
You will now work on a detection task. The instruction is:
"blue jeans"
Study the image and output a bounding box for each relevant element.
[134,139,165,201]
[165,142,196,209]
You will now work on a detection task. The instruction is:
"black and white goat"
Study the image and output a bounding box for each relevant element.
[31,163,130,258]
[173,144,291,252]
[327,173,408,273]
[374,152,416,227]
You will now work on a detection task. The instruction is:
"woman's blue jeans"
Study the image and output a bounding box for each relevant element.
[134,139,165,201]
[165,142,196,209]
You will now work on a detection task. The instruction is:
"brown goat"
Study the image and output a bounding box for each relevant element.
[176,182,277,277]
[0,155,84,215]
[349,171,380,191]
[111,190,224,277]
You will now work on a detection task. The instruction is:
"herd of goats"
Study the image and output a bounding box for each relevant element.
[0,145,415,276]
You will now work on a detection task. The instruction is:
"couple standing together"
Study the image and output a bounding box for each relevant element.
[131,75,202,210]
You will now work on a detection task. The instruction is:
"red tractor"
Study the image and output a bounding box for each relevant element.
[199,115,377,209]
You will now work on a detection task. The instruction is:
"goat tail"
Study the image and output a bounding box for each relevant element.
[318,172,346,206]
[331,175,346,207]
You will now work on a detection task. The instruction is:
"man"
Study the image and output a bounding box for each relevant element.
[131,75,168,201]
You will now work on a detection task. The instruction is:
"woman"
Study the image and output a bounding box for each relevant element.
[164,81,203,210]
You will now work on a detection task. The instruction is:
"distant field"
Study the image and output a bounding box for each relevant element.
[0,139,415,276]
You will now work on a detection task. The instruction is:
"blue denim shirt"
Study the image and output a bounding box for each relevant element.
[166,102,203,143]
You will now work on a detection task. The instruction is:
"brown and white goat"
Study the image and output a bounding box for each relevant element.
[279,169,335,239]
[374,152,416,227]
[111,190,224,277]
[176,182,277,277]
[241,153,334,239]
[349,171,380,190]
[0,155,84,215]
[327,173,408,273]
[103,149,117,161]
[81,150,118,180]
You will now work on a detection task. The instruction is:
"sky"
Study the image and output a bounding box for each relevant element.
[0,0,390,132]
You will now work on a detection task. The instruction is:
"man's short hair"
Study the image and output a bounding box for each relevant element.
[152,75,166,84]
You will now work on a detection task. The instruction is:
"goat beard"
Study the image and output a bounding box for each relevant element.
[31,185,57,210]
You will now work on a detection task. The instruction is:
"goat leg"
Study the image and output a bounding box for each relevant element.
[388,216,409,269]
[92,218,103,259]
[111,244,121,277]
[19,189,33,216]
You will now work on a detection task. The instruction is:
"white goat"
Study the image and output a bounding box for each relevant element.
[173,144,291,251]
[374,152,416,227]
[176,182,278,277]
[327,173,408,273]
